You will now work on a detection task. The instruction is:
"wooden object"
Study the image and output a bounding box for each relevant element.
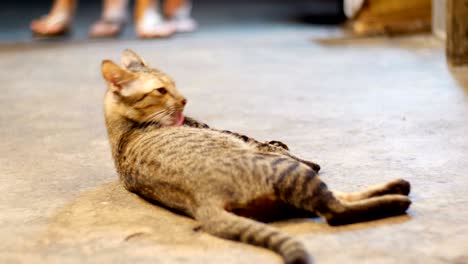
[351,0,431,36]
[446,0,468,65]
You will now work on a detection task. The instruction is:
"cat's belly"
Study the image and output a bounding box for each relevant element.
[122,126,283,214]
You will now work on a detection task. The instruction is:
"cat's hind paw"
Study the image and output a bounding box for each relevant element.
[384,179,411,196]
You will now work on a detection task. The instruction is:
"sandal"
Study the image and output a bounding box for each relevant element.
[136,11,176,38]
[89,18,126,38]
[31,12,72,37]
[169,16,197,33]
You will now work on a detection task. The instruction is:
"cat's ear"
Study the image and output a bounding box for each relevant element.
[101,60,137,92]
[121,49,147,71]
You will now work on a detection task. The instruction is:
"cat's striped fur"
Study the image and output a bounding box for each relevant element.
[102,50,412,264]
[183,116,321,173]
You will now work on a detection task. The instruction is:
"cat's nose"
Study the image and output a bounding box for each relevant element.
[181,98,187,106]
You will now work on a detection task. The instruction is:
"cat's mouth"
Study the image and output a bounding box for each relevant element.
[160,112,184,127]
[173,112,185,126]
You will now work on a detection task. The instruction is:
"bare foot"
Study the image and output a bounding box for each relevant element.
[170,16,197,33]
[89,19,125,38]
[136,9,176,38]
[165,0,197,33]
[30,12,72,36]
[30,0,75,36]
[89,0,128,38]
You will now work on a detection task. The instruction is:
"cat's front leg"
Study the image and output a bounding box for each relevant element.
[183,116,210,129]
[257,142,321,172]
[263,141,323,172]
[294,156,321,173]
[183,117,289,149]
[269,144,321,172]
[266,140,289,150]
[183,116,320,172]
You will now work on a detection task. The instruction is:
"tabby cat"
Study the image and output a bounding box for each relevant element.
[101,50,412,264]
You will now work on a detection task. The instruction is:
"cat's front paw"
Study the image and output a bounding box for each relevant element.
[267,140,289,151]
[301,160,321,173]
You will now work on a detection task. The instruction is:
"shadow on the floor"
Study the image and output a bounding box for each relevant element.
[41,181,199,246]
[39,180,411,254]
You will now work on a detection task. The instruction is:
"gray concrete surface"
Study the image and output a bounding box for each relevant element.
[1,22,468,263]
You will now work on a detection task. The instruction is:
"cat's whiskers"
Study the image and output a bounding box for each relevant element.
[144,109,167,123]
[146,104,181,125]
[139,108,178,128]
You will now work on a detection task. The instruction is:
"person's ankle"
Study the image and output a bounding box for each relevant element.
[103,8,127,21]
[168,1,192,20]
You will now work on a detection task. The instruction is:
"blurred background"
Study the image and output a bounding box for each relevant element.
[0,0,347,43]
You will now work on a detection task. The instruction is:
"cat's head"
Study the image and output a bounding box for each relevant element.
[101,49,186,127]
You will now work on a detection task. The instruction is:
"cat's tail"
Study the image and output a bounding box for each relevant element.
[195,206,311,264]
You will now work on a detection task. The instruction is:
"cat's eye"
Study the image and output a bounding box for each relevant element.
[156,87,167,95]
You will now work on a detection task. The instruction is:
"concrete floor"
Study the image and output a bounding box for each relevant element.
[1,6,468,264]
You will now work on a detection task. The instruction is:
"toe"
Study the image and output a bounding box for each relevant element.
[31,19,46,33]
[137,25,176,38]
[89,23,120,37]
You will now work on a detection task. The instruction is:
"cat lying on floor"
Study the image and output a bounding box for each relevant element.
[101,49,411,264]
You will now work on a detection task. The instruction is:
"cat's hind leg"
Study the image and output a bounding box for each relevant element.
[269,160,411,226]
[333,178,410,202]
[195,206,311,264]
[321,194,411,226]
